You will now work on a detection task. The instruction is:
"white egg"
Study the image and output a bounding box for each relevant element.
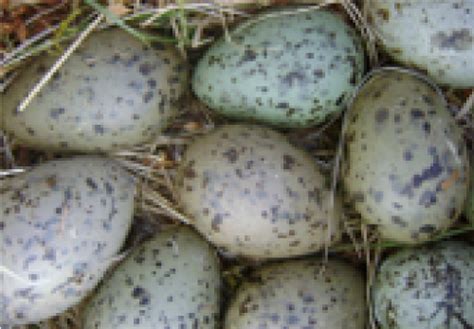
[366,0,474,87]
[0,157,135,325]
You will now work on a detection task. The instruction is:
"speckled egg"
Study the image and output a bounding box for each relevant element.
[192,9,365,128]
[365,0,474,88]
[176,124,342,259]
[0,157,135,325]
[343,69,469,243]
[373,240,474,329]
[83,226,221,328]
[225,258,366,329]
[1,28,187,153]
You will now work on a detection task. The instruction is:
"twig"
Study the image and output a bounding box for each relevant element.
[16,14,104,113]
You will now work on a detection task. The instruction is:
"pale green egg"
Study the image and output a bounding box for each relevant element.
[1,29,187,153]
[225,258,366,329]
[343,69,469,243]
[83,226,221,328]
[175,124,342,259]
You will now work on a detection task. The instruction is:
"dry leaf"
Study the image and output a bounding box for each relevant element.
[108,3,131,17]
[14,17,28,41]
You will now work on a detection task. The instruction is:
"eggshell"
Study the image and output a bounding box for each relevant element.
[193,9,365,127]
[1,29,187,153]
[83,226,221,328]
[343,69,469,243]
[373,240,474,329]
[225,258,366,329]
[0,157,135,325]
[176,124,342,259]
[366,0,474,87]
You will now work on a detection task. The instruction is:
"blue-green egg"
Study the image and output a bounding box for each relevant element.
[373,241,474,329]
[193,9,365,128]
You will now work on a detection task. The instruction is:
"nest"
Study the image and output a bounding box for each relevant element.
[1,0,473,328]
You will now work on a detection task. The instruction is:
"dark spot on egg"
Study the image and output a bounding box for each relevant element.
[211,214,224,232]
[240,48,258,63]
[50,107,66,119]
[376,8,390,21]
[375,108,389,124]
[431,28,473,51]
[276,102,289,109]
[373,191,384,203]
[94,125,105,135]
[391,216,407,227]
[419,224,436,234]
[222,148,239,163]
[138,63,153,75]
[410,108,425,119]
[86,177,98,190]
[282,154,296,170]
[418,190,437,207]
[142,91,154,103]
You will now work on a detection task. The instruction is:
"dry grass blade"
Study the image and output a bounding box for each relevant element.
[1,25,59,73]
[25,0,69,26]
[16,13,104,112]
[340,0,378,66]
[456,89,474,120]
[141,186,192,225]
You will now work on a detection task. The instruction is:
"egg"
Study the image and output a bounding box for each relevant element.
[225,258,366,329]
[175,124,342,259]
[192,8,365,128]
[1,28,187,153]
[365,0,474,88]
[83,226,221,328]
[372,240,474,329]
[343,69,469,243]
[0,157,135,325]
